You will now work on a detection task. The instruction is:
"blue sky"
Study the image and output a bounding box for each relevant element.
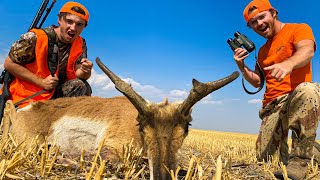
[0,0,319,134]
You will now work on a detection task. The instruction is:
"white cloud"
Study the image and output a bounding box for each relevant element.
[165,89,187,102]
[88,68,166,101]
[169,89,187,97]
[101,83,115,91]
[200,94,223,105]
[87,69,117,96]
[248,99,262,104]
[87,69,111,87]
[169,89,188,100]
[122,78,162,94]
[201,100,223,105]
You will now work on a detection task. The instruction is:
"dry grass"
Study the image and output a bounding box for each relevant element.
[178,129,320,180]
[1,127,320,179]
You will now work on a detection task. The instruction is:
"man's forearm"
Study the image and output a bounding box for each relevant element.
[241,65,261,88]
[4,56,43,88]
[235,60,261,88]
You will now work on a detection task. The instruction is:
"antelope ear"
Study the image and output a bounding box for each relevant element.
[158,97,169,106]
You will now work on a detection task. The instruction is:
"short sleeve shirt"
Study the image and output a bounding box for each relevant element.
[257,23,316,107]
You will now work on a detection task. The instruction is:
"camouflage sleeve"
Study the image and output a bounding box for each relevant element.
[8,32,37,65]
[75,38,88,64]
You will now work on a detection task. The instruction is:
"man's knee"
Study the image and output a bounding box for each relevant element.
[61,78,92,97]
[291,83,320,110]
[294,82,320,99]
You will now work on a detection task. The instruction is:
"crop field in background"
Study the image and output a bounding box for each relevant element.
[0,128,320,179]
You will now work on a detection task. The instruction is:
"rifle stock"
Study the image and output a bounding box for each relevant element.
[0,71,12,121]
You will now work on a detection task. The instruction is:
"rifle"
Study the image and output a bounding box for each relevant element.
[0,0,57,122]
[29,0,57,30]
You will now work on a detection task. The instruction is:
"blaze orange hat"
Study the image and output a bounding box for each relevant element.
[59,1,89,23]
[243,0,277,23]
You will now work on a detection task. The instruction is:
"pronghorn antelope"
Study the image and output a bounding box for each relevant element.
[3,57,239,179]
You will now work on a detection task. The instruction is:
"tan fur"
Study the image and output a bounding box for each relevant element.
[1,100,16,145]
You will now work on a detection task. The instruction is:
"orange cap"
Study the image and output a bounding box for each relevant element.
[243,0,277,23]
[59,1,89,23]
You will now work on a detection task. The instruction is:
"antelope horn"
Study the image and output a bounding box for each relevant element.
[179,71,240,116]
[96,57,151,115]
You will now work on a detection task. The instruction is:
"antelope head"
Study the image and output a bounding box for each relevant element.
[96,57,239,179]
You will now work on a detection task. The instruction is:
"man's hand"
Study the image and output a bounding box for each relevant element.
[80,58,93,73]
[233,48,249,71]
[75,58,93,80]
[264,61,294,82]
[42,74,59,90]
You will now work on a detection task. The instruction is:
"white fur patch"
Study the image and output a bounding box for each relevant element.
[49,116,108,154]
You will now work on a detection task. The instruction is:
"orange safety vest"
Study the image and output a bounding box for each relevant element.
[8,28,83,107]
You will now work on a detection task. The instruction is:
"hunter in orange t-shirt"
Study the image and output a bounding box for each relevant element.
[257,23,315,107]
[233,0,319,179]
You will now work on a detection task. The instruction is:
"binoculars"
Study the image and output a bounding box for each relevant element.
[227,31,255,53]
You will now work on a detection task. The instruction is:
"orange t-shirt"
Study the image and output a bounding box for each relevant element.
[257,23,316,107]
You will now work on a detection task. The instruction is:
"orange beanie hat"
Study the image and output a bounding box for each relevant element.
[243,0,277,23]
[60,1,89,23]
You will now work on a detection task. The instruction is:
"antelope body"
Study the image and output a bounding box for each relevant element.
[3,58,239,179]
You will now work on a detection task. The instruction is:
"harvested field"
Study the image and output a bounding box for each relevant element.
[0,127,319,179]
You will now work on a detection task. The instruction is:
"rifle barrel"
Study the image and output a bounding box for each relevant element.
[29,0,49,30]
[39,0,57,28]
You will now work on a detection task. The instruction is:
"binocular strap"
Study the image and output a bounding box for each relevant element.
[242,61,265,95]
